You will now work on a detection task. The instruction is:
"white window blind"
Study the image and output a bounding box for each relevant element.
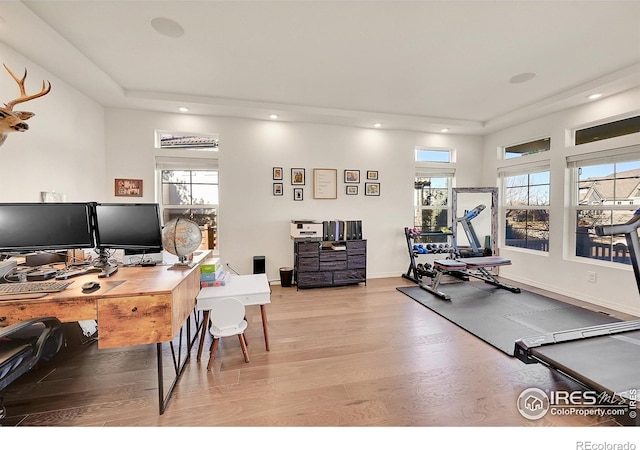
[566,145,640,168]
[155,156,218,171]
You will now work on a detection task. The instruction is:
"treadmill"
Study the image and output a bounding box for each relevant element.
[515,208,640,425]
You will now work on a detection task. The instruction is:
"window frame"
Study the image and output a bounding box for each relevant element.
[155,145,220,254]
[499,164,551,253]
[567,146,640,266]
[414,145,455,239]
[502,137,551,160]
[415,146,453,164]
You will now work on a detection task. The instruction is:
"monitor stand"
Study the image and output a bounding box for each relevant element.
[93,249,119,278]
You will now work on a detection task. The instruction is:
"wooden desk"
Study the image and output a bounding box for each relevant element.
[0,250,211,414]
[196,273,271,361]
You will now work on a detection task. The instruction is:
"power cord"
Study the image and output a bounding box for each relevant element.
[226,262,240,275]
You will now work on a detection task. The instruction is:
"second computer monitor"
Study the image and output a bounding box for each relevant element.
[93,203,163,252]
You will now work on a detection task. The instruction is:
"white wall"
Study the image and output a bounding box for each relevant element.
[105,108,483,282]
[0,42,105,202]
[8,37,637,317]
[482,87,640,316]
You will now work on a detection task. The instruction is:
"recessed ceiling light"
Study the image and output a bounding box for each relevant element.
[178,106,189,112]
[269,114,279,120]
[587,93,603,100]
[509,72,537,84]
[151,17,185,38]
[373,123,382,128]
[440,128,449,133]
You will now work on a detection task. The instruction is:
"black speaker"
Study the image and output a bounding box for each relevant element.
[253,256,265,274]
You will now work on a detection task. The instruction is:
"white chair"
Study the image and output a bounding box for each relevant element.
[206,297,250,370]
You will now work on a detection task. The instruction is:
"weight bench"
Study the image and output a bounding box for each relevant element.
[419,256,521,300]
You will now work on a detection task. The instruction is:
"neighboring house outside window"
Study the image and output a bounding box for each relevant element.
[572,159,640,265]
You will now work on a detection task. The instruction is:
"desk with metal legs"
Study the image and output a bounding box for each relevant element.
[0,250,211,414]
[196,273,271,361]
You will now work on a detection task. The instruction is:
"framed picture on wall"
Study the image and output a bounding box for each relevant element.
[293,188,304,201]
[367,170,379,180]
[365,182,380,196]
[346,185,358,195]
[344,169,360,183]
[273,182,283,196]
[273,167,283,180]
[291,168,305,185]
[115,178,143,197]
[313,168,338,199]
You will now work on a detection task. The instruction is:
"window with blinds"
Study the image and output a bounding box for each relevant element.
[414,145,455,237]
[155,133,220,252]
[567,145,640,265]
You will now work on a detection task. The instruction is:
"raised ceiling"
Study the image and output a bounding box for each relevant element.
[1,0,639,135]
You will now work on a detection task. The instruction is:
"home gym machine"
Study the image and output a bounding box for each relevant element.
[514,208,640,425]
[419,255,521,300]
[405,187,520,299]
[403,186,494,283]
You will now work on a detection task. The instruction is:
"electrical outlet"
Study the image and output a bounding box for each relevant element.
[587,271,597,283]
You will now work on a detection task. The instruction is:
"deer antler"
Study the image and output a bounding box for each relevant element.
[3,64,51,110]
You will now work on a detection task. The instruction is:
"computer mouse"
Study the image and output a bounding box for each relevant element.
[82,281,100,292]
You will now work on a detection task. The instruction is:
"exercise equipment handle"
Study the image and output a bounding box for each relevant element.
[594,208,640,236]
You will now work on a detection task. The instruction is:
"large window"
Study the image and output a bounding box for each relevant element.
[160,169,218,251]
[414,175,451,232]
[414,147,454,243]
[503,169,550,251]
[155,131,219,252]
[571,154,640,265]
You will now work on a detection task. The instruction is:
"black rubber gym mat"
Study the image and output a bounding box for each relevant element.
[397,282,621,355]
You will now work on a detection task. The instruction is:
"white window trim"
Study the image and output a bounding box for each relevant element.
[155,155,220,255]
[499,161,551,254]
[566,146,640,266]
[414,168,455,231]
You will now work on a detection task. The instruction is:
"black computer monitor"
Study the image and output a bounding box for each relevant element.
[92,203,163,276]
[0,202,95,253]
[93,203,163,251]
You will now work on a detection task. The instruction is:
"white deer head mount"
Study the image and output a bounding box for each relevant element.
[0,64,52,147]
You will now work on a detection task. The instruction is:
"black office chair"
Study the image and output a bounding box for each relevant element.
[0,317,64,393]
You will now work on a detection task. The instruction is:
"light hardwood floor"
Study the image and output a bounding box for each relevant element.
[0,277,633,427]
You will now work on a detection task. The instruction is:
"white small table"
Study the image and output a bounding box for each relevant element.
[196,273,271,360]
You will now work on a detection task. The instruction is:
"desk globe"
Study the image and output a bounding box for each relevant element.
[162,217,202,269]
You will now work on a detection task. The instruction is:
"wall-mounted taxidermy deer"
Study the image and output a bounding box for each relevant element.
[0,64,51,147]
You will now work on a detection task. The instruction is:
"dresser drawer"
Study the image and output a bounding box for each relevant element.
[319,251,346,262]
[297,271,333,288]
[297,241,320,257]
[297,256,319,272]
[333,269,366,284]
[346,240,366,255]
[97,294,172,349]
